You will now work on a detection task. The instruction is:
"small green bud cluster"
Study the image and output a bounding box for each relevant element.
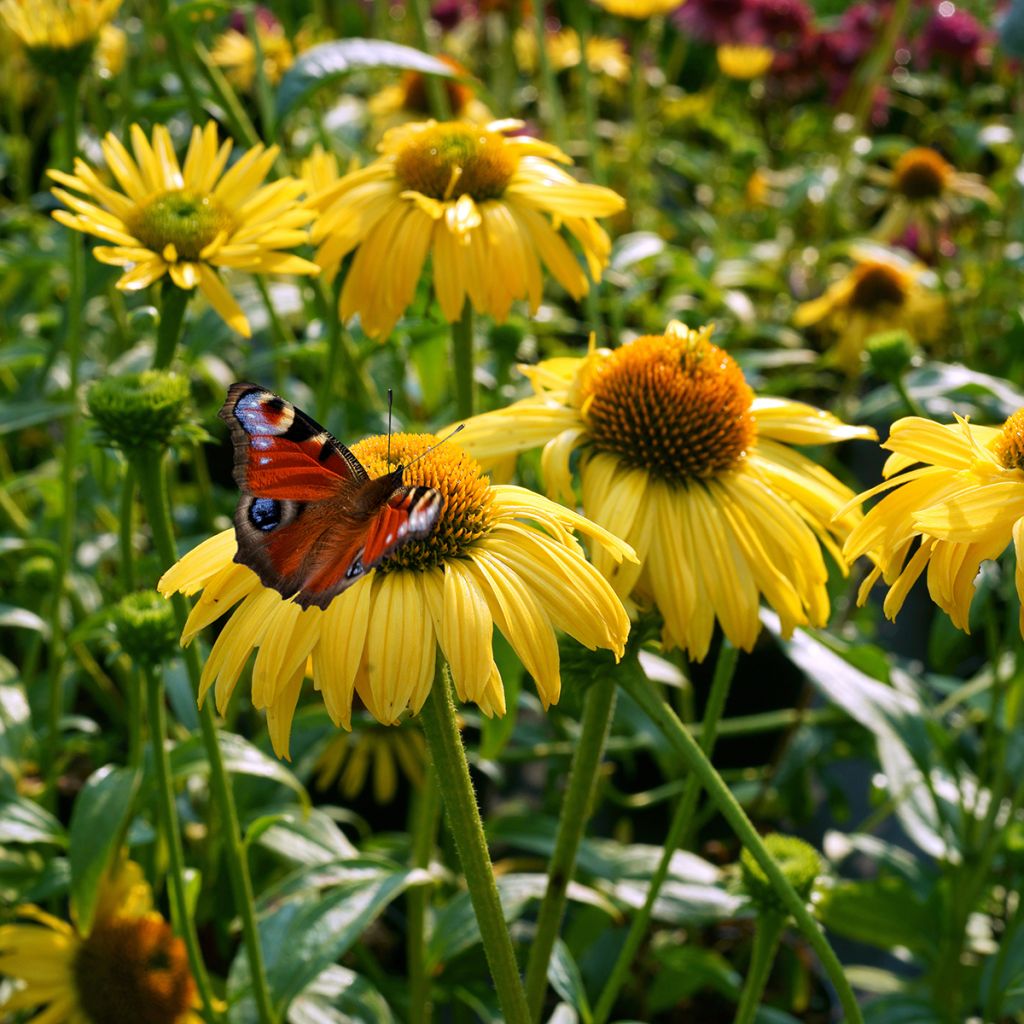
[740,833,822,917]
[87,371,191,454]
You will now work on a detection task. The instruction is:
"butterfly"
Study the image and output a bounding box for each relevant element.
[219,383,443,610]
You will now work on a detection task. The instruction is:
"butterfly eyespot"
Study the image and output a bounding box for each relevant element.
[249,497,283,532]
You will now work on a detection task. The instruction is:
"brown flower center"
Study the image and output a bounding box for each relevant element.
[350,432,494,570]
[996,409,1024,471]
[73,915,196,1024]
[393,123,518,202]
[849,263,908,312]
[401,57,474,117]
[893,147,952,200]
[578,326,757,482]
[127,189,235,260]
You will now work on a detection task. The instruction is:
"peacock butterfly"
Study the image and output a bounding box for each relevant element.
[219,383,442,610]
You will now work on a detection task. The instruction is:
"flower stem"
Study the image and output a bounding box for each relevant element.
[133,451,278,1024]
[452,301,475,419]
[311,278,378,422]
[44,72,85,808]
[255,276,290,391]
[566,2,602,184]
[532,9,566,148]
[593,643,739,1024]
[153,282,190,369]
[733,913,786,1024]
[407,762,442,1024]
[617,664,864,1024]
[143,661,218,1018]
[418,661,531,1024]
[408,0,453,119]
[119,463,136,592]
[524,676,617,1021]
[245,5,277,141]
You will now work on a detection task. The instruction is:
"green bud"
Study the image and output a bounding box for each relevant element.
[87,371,191,454]
[114,591,178,666]
[866,329,916,382]
[17,554,56,591]
[740,834,822,916]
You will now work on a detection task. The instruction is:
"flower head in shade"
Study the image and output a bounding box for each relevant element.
[315,720,426,802]
[452,322,875,661]
[0,0,121,76]
[593,0,683,16]
[0,858,200,1024]
[210,15,295,92]
[306,119,624,339]
[673,0,749,44]
[793,248,945,376]
[159,434,633,756]
[48,122,320,337]
[841,411,1024,635]
[368,55,491,130]
[918,5,989,70]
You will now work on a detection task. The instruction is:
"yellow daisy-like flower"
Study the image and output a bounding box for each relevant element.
[515,26,632,82]
[95,21,125,78]
[306,118,625,339]
[0,859,200,1024]
[592,0,683,16]
[158,434,633,757]
[210,20,294,92]
[48,121,320,337]
[842,411,1024,634]
[0,0,120,53]
[717,44,775,80]
[315,720,426,803]
[452,322,875,662]
[368,55,492,131]
[793,248,945,376]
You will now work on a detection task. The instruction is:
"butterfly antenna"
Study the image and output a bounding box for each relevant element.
[405,424,466,469]
[387,389,393,470]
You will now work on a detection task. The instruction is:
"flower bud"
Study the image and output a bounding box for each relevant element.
[740,834,822,916]
[114,591,178,666]
[866,329,916,382]
[87,371,190,454]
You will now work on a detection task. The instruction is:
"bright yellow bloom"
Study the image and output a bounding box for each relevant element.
[210,21,294,92]
[0,0,121,51]
[96,21,125,77]
[794,248,945,376]
[48,122,320,337]
[159,434,633,757]
[0,859,200,1024]
[717,44,775,79]
[316,721,426,802]
[592,0,683,16]
[453,322,875,661]
[306,119,625,339]
[842,411,1024,634]
[515,25,631,82]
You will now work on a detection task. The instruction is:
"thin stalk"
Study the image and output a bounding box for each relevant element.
[733,913,786,1024]
[408,0,452,119]
[418,662,531,1024]
[153,282,190,369]
[133,449,278,1024]
[311,278,377,421]
[143,661,218,1017]
[192,40,263,150]
[245,5,277,141]
[255,276,290,391]
[893,374,925,419]
[532,10,566,148]
[155,0,206,123]
[119,463,136,592]
[566,3,602,183]
[618,663,864,1024]
[127,660,144,771]
[594,643,739,1024]
[408,763,442,1024]
[628,19,652,215]
[524,677,617,1020]
[452,302,475,419]
[45,73,85,808]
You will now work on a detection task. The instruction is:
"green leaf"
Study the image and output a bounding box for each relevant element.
[286,965,396,1024]
[0,797,67,846]
[0,670,31,797]
[0,401,74,435]
[862,995,942,1024]
[549,941,592,1023]
[648,945,740,1012]
[276,40,462,119]
[68,764,139,933]
[251,807,359,865]
[0,604,49,636]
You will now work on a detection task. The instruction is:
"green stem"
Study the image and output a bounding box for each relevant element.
[594,643,739,1024]
[127,659,145,771]
[524,677,617,1020]
[418,662,531,1024]
[408,0,452,119]
[452,301,475,419]
[245,4,277,141]
[532,10,566,148]
[312,278,377,422]
[153,282,190,369]
[566,3,602,183]
[408,763,442,1024]
[45,73,85,808]
[192,40,263,150]
[133,451,278,1024]
[733,913,786,1024]
[894,375,925,419]
[155,0,206,124]
[618,664,864,1024]
[255,276,290,391]
[143,662,218,1017]
[119,463,136,592]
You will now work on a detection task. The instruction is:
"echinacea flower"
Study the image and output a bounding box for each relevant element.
[315,720,427,802]
[793,248,945,376]
[515,25,631,83]
[210,18,295,91]
[159,434,633,756]
[841,411,1024,634]
[452,322,875,661]
[717,44,775,79]
[593,0,684,17]
[0,0,121,76]
[305,119,624,339]
[48,121,320,337]
[368,54,491,129]
[0,858,200,1024]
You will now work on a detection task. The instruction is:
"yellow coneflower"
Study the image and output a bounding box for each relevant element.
[0,859,200,1024]
[305,119,625,339]
[842,411,1024,633]
[368,54,492,130]
[48,121,320,337]
[315,720,426,802]
[0,0,121,57]
[717,44,775,80]
[452,322,875,662]
[210,19,294,92]
[793,247,945,376]
[872,146,997,244]
[96,21,125,77]
[159,434,633,757]
[515,26,632,82]
[593,0,683,16]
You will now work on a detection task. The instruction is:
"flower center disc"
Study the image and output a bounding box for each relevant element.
[579,327,757,482]
[393,124,518,202]
[350,432,494,570]
[128,189,234,260]
[996,409,1024,471]
[894,148,951,200]
[849,264,908,311]
[73,916,196,1024]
